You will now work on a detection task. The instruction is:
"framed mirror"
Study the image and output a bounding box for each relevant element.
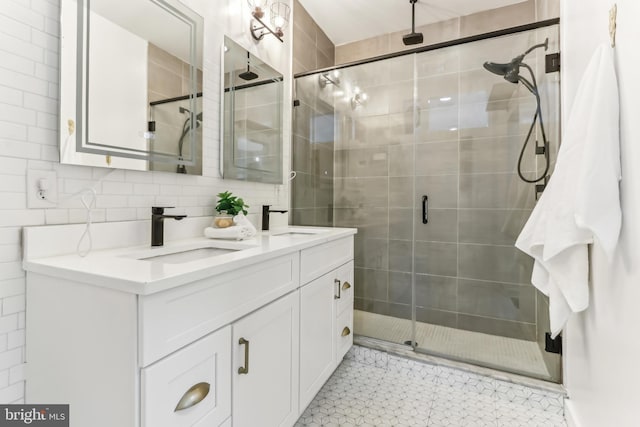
[221,36,284,184]
[59,0,204,174]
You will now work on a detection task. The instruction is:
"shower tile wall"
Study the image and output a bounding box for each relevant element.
[293,0,335,75]
[290,0,336,225]
[291,76,335,226]
[327,28,560,342]
[334,0,559,65]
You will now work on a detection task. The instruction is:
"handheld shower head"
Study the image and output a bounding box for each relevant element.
[483,38,548,84]
[482,38,552,186]
[483,55,524,84]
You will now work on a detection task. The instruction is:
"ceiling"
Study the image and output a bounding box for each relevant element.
[297,0,528,45]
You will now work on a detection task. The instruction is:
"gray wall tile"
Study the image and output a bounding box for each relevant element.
[355,236,389,270]
[460,0,536,38]
[388,271,411,305]
[458,279,536,323]
[415,241,458,277]
[389,177,412,207]
[415,141,459,175]
[458,244,534,284]
[334,177,389,208]
[355,268,389,301]
[459,173,535,209]
[414,175,458,208]
[335,147,389,177]
[415,274,458,312]
[389,239,412,273]
[460,136,536,175]
[458,209,531,245]
[415,208,458,243]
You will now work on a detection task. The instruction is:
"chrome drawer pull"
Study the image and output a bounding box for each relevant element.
[174,382,210,412]
[341,326,351,337]
[334,279,341,299]
[238,337,250,374]
[342,281,351,291]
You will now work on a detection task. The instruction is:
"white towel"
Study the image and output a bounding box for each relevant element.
[515,44,621,338]
[203,213,257,241]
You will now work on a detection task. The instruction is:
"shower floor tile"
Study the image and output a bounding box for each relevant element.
[354,310,552,380]
[295,346,566,427]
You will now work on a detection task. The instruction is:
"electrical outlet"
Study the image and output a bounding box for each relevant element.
[27,170,58,209]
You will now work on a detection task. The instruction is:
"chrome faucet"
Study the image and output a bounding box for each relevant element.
[151,207,187,246]
[262,205,287,231]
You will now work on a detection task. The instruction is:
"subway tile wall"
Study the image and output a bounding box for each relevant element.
[0,0,289,402]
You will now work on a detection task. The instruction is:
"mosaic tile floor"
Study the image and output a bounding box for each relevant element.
[295,346,566,427]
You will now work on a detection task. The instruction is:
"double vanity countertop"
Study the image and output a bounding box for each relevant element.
[22,218,356,295]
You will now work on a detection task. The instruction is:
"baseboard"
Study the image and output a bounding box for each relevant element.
[565,400,580,427]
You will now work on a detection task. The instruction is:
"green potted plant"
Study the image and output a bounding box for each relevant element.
[214,191,249,228]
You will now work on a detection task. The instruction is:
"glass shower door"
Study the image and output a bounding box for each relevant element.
[333,54,417,347]
[411,26,561,382]
[291,22,562,383]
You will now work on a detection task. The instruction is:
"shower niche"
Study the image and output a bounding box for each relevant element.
[221,36,284,184]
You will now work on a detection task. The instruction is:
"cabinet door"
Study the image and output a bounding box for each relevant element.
[232,291,300,427]
[336,308,353,362]
[299,272,336,412]
[334,261,354,316]
[141,326,231,427]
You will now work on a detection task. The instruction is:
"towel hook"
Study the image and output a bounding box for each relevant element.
[609,4,617,48]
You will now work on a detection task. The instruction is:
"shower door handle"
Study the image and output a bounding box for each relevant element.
[422,195,428,224]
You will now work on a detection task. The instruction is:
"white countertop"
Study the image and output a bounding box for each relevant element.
[23,223,356,295]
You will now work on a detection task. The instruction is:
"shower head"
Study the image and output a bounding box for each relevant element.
[239,52,259,81]
[483,38,549,84]
[239,70,259,81]
[483,56,524,84]
[403,32,424,46]
[403,0,424,46]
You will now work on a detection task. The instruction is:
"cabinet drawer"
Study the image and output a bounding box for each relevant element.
[140,253,299,366]
[141,326,231,427]
[334,261,354,316]
[300,237,353,284]
[336,309,353,362]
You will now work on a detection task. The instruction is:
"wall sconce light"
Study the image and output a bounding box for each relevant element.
[248,0,290,43]
[318,70,341,88]
[351,87,368,109]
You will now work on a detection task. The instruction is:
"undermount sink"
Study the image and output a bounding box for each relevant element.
[138,247,239,264]
[124,241,257,264]
[270,228,328,237]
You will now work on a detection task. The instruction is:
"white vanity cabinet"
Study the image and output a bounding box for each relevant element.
[24,223,355,427]
[299,238,354,412]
